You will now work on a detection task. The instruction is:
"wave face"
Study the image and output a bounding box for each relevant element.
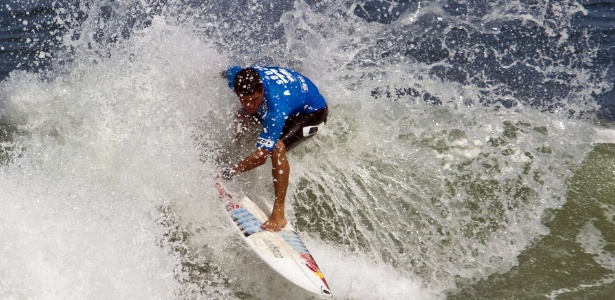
[0,0,611,299]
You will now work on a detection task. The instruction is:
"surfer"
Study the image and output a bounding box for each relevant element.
[219,66,328,232]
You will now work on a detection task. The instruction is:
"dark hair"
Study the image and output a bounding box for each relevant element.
[233,68,263,96]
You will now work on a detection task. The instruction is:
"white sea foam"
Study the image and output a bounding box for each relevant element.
[0,0,606,299]
[0,16,231,299]
[593,127,615,144]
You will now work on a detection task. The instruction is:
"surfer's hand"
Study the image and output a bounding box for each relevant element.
[219,167,236,180]
[262,214,288,232]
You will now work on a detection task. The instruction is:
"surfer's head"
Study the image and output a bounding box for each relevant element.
[234,68,263,97]
[234,68,264,114]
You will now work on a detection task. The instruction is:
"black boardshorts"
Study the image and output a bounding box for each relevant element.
[238,106,329,152]
[280,106,328,151]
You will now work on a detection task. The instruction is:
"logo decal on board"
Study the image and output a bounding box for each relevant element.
[264,239,284,258]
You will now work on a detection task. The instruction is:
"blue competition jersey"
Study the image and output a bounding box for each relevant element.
[225,66,327,151]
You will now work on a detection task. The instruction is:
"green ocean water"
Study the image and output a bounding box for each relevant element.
[449,143,615,300]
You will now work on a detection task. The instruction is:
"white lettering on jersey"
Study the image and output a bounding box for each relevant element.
[257,137,275,149]
[258,67,299,87]
[278,69,296,82]
[270,69,289,83]
[298,75,308,92]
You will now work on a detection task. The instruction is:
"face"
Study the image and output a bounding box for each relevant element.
[238,89,264,114]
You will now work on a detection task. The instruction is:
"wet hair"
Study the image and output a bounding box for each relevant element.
[233,68,263,96]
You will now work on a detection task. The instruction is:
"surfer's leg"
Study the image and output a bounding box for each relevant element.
[263,140,289,231]
[280,106,328,151]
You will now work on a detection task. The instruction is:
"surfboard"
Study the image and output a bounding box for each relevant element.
[215,182,332,298]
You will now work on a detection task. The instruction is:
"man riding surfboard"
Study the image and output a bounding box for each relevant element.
[219,66,328,232]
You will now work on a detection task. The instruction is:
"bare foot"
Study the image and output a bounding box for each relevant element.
[262,215,288,232]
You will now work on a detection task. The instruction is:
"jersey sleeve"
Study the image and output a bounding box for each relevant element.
[224,66,243,90]
[256,102,291,151]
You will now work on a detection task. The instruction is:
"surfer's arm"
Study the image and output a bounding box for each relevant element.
[231,148,271,175]
[225,142,289,232]
[226,114,281,176]
[234,108,260,142]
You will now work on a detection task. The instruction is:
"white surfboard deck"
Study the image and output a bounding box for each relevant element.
[215,182,332,298]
